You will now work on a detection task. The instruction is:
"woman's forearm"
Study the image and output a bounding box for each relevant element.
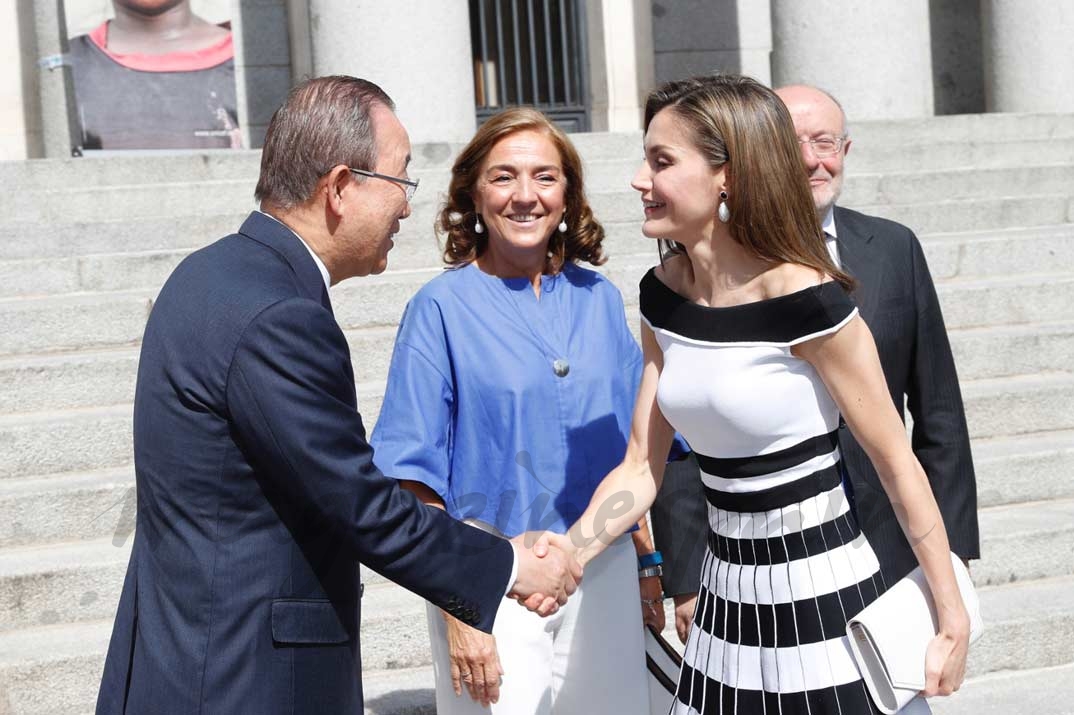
[568,459,661,567]
[874,455,968,628]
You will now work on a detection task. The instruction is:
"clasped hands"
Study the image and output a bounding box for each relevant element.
[507,531,582,616]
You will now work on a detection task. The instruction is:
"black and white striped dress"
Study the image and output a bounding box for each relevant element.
[641,270,929,715]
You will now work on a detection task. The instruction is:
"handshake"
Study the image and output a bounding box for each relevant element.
[506,532,584,616]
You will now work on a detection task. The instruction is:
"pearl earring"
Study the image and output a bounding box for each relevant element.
[718,191,731,223]
[474,215,484,234]
[558,218,568,233]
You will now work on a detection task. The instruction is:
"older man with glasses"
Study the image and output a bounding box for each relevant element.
[650,83,980,649]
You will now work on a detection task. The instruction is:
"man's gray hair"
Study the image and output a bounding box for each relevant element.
[255,76,394,209]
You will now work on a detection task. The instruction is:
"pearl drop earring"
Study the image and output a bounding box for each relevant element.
[718,191,731,223]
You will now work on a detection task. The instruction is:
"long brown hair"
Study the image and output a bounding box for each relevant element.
[645,75,853,290]
[437,107,605,272]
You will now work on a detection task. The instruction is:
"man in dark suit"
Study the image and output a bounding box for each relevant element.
[651,83,980,643]
[96,76,580,714]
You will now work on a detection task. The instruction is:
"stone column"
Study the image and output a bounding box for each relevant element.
[231,0,293,148]
[982,0,1074,113]
[771,0,934,119]
[651,0,771,87]
[0,1,42,158]
[586,0,654,132]
[307,0,476,144]
[32,0,80,157]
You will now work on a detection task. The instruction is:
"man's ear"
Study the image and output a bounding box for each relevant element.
[324,165,352,217]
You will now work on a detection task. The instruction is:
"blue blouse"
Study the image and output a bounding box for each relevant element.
[371,262,646,537]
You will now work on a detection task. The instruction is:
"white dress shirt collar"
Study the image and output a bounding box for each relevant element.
[257,210,331,290]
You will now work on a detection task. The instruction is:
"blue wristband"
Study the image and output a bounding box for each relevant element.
[637,551,663,569]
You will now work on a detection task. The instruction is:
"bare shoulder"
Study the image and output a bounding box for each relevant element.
[652,253,691,296]
[761,262,830,299]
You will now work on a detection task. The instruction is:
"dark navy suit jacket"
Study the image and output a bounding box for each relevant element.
[96,212,514,714]
[652,206,980,595]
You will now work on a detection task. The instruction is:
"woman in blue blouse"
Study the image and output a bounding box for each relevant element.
[371,108,659,714]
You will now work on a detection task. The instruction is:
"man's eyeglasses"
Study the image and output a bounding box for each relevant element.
[349,168,419,202]
[798,136,847,158]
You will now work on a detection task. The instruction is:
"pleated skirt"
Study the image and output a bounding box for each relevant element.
[671,474,894,715]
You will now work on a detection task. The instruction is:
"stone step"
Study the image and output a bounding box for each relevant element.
[961,372,1074,440]
[0,619,109,715]
[929,662,1074,715]
[1,363,1066,484]
[0,405,133,481]
[0,332,405,412]
[0,179,260,224]
[845,137,1074,175]
[574,114,1074,161]
[0,469,134,549]
[916,223,1074,281]
[966,574,1074,678]
[0,380,383,481]
[2,419,1070,550]
[4,312,1072,413]
[3,176,1072,269]
[0,214,243,261]
[363,666,1074,715]
[973,430,1074,508]
[932,273,1074,331]
[854,194,1073,235]
[974,498,1074,587]
[0,348,139,411]
[3,257,1071,357]
[842,164,1074,207]
[361,665,435,715]
[5,218,1074,299]
[948,320,1074,381]
[360,571,1074,679]
[0,537,130,632]
[360,661,1074,715]
[586,163,1074,211]
[0,567,1069,715]
[0,290,150,357]
[3,492,1069,645]
[841,112,1074,147]
[4,157,1074,229]
[583,138,1074,186]
[3,112,1071,191]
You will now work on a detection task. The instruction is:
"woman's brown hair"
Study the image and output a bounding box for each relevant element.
[645,75,853,290]
[437,107,605,272]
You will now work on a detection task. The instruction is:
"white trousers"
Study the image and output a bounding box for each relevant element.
[427,536,650,715]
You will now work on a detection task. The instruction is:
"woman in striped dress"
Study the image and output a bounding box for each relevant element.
[553,75,970,714]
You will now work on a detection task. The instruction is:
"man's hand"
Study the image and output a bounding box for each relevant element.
[672,593,696,644]
[443,612,503,707]
[507,532,582,616]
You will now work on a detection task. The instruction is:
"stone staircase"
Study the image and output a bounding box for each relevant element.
[0,112,1072,714]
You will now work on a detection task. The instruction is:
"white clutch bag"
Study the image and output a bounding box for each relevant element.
[846,553,984,714]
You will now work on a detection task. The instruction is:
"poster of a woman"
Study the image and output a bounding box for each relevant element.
[66,0,241,150]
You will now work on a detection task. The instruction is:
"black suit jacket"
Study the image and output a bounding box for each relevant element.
[651,205,980,596]
[96,212,514,714]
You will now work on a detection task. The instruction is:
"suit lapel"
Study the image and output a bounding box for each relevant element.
[238,211,332,313]
[834,205,882,321]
